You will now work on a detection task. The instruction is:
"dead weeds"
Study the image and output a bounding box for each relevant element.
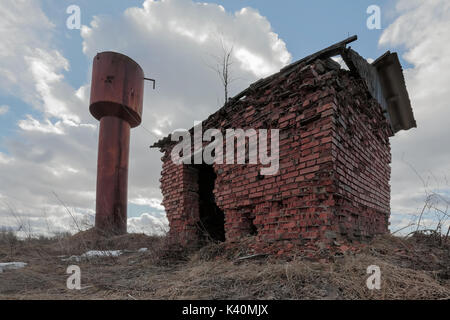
[0,231,449,300]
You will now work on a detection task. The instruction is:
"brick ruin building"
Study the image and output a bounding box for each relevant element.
[151,36,416,250]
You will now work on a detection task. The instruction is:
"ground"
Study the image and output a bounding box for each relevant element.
[0,229,449,300]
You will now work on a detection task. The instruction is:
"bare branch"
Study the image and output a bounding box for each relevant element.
[206,36,235,104]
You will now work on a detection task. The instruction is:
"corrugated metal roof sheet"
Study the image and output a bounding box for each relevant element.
[372,51,417,133]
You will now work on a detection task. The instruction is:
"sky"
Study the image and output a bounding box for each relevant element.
[0,0,449,237]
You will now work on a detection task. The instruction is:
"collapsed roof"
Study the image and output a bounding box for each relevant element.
[152,35,415,148]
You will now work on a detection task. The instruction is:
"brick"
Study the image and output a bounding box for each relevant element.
[156,56,392,251]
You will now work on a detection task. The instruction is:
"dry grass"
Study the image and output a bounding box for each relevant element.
[0,230,449,300]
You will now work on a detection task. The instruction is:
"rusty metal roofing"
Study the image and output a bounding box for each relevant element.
[372,51,417,133]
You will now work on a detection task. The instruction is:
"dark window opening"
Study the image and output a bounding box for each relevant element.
[249,217,258,236]
[195,163,225,242]
[242,212,258,236]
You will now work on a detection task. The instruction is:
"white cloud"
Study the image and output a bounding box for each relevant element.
[129,197,165,211]
[0,152,12,164]
[81,0,291,111]
[24,48,81,124]
[331,56,374,71]
[331,56,349,70]
[0,105,9,116]
[0,0,291,237]
[0,1,100,236]
[0,0,54,95]
[380,0,450,232]
[0,0,89,128]
[18,115,65,134]
[8,0,445,238]
[3,0,447,237]
[78,0,292,230]
[127,213,169,235]
[0,208,167,238]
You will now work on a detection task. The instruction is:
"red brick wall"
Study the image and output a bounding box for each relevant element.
[158,58,392,248]
[331,71,392,240]
[160,153,199,245]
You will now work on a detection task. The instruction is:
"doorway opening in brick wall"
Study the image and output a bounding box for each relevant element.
[195,163,225,242]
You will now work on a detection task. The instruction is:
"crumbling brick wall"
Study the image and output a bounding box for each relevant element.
[160,155,200,245]
[158,58,392,248]
[331,71,392,239]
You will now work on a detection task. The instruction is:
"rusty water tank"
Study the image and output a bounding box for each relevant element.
[89,51,145,234]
